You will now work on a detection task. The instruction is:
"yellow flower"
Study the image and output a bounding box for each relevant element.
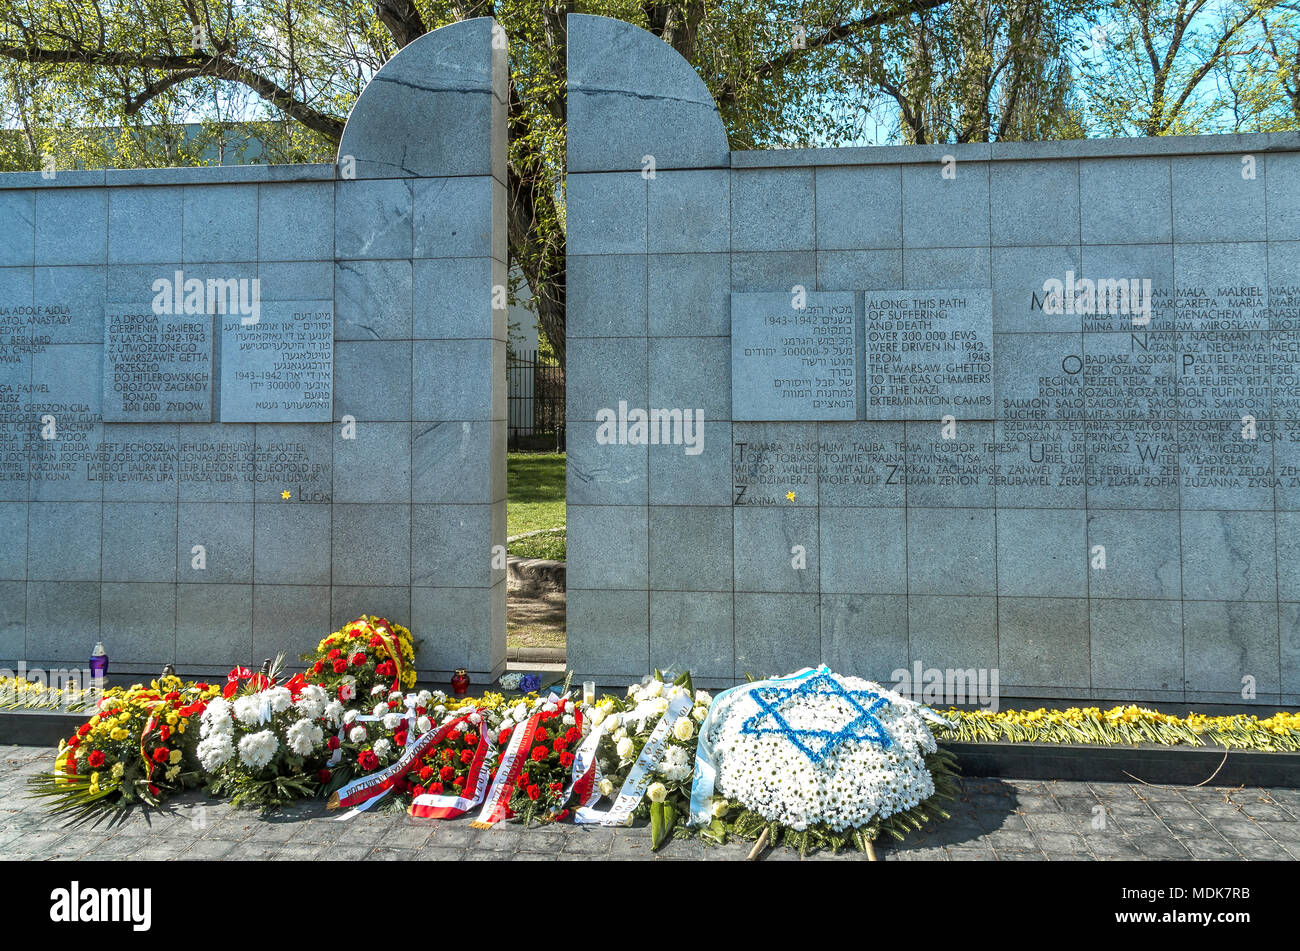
[168,749,183,765]
[109,728,129,741]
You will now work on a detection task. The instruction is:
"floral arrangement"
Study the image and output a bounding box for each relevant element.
[0,675,97,712]
[938,705,1300,751]
[495,694,583,825]
[198,668,345,807]
[695,668,959,856]
[28,676,221,819]
[593,671,712,849]
[302,615,417,703]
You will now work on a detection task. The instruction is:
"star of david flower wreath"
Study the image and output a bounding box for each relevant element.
[699,668,958,845]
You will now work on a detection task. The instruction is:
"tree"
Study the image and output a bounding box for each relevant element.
[1080,0,1286,136]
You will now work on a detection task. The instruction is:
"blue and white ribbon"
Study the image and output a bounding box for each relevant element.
[687,666,824,827]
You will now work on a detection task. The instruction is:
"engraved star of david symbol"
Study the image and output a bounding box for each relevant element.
[740,672,892,764]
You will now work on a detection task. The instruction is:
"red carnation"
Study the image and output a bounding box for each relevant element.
[67,735,80,749]
[554,809,570,822]
[518,771,531,787]
[465,732,479,746]
[429,782,444,795]
[151,747,170,764]
[459,748,474,765]
[327,736,341,750]
[559,751,575,768]
[376,660,395,678]
[394,731,408,747]
[419,766,435,782]
[332,658,348,674]
[159,725,171,743]
[453,775,466,788]
[312,660,324,675]
[549,782,563,794]
[564,727,581,744]
[87,750,105,769]
[318,768,332,783]
[526,785,541,801]
[412,784,426,798]
[552,737,568,752]
[369,635,385,648]
[351,652,366,667]
[534,727,549,742]
[148,784,160,796]
[439,764,455,781]
[327,648,341,660]
[498,728,512,746]
[358,750,379,771]
[77,724,91,737]
[531,746,548,762]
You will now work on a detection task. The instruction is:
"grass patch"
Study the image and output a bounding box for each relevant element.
[508,452,565,558]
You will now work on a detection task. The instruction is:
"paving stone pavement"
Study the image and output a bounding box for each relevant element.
[3,745,1297,861]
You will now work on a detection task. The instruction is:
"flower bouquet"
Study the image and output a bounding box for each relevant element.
[692,667,959,857]
[303,615,417,703]
[27,676,221,819]
[198,665,345,808]
[591,670,712,850]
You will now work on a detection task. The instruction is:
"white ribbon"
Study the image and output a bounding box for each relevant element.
[587,691,693,827]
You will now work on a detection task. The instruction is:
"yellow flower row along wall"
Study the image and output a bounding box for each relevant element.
[937,706,1300,752]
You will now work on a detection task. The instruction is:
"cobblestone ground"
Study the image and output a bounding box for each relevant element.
[3,745,1297,861]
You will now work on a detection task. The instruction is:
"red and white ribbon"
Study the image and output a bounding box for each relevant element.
[409,719,495,820]
[328,712,473,813]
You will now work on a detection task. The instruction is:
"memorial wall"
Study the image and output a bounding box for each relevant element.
[0,18,508,680]
[565,14,1300,704]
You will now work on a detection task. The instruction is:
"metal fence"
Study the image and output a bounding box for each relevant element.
[507,350,565,449]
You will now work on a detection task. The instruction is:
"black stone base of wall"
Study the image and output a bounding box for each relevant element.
[943,741,1300,788]
[4,710,1298,788]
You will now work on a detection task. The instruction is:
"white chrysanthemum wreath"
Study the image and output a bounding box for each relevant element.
[698,668,958,857]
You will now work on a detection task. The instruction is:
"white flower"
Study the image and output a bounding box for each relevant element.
[511,703,527,720]
[562,714,575,727]
[589,706,607,727]
[286,719,324,756]
[673,717,695,742]
[264,686,292,713]
[382,713,402,731]
[197,733,234,772]
[349,725,368,744]
[417,690,433,706]
[343,709,359,725]
[237,730,278,770]
[692,704,708,723]
[710,798,728,818]
[647,782,668,803]
[323,700,345,727]
[416,716,433,734]
[232,695,263,726]
[615,736,634,760]
[200,698,233,738]
[659,744,692,782]
[294,684,329,719]
[374,738,392,758]
[373,702,388,718]
[371,684,386,696]
[644,680,663,699]
[598,778,615,798]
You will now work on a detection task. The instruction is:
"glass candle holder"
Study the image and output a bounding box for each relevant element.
[582,680,596,705]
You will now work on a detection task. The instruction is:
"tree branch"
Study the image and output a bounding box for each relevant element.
[714,0,950,104]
